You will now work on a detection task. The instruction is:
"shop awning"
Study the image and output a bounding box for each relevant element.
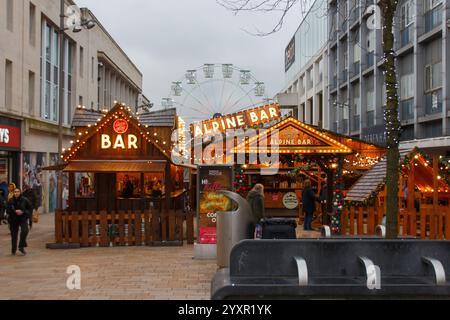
[62,161,167,172]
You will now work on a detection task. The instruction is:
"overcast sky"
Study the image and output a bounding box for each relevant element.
[75,0,304,113]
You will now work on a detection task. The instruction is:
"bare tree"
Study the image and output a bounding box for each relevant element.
[218,0,401,238]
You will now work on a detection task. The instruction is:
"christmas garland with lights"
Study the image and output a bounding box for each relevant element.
[234,165,250,196]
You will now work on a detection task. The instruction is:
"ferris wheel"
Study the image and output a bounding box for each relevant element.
[161,64,272,124]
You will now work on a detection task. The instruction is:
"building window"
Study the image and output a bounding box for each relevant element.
[424,0,442,11]
[75,173,95,198]
[401,0,415,29]
[5,60,13,110]
[367,111,375,127]
[63,41,74,125]
[6,0,13,31]
[40,20,74,123]
[400,73,414,99]
[424,0,443,32]
[79,46,84,78]
[29,71,35,115]
[367,89,375,112]
[79,96,83,107]
[353,42,360,62]
[425,62,442,92]
[29,3,36,46]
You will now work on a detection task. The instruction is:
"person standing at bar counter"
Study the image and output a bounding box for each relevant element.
[302,180,319,231]
[7,188,33,256]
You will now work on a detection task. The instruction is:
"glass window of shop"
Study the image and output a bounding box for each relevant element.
[75,173,95,198]
[116,173,165,199]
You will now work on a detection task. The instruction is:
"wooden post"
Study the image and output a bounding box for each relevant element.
[407,162,415,211]
[165,162,172,211]
[135,210,142,246]
[81,211,89,247]
[186,210,194,244]
[118,210,125,246]
[368,207,375,235]
[357,207,364,235]
[55,210,63,244]
[100,210,108,247]
[349,207,355,236]
[432,154,441,239]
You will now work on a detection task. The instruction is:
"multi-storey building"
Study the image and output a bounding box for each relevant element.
[329,0,450,151]
[0,0,148,213]
[277,0,329,129]
[280,0,450,155]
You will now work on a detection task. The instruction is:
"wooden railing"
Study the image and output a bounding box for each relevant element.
[55,209,195,247]
[340,206,450,239]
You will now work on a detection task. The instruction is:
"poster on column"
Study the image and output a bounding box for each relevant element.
[22,152,46,211]
[197,166,233,244]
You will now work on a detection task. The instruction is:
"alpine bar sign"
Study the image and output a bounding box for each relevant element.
[193,104,281,137]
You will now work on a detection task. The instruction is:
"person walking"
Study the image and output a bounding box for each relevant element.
[0,189,6,224]
[8,183,16,201]
[302,180,319,231]
[7,188,33,256]
[23,184,38,225]
[246,184,266,226]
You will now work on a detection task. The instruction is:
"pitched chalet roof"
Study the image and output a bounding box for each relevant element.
[63,103,171,162]
[138,108,177,127]
[71,107,106,128]
[72,107,177,128]
[345,148,450,203]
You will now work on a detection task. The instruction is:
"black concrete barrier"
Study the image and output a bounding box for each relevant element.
[211,239,450,300]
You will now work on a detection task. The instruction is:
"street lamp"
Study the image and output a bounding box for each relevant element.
[57,1,96,211]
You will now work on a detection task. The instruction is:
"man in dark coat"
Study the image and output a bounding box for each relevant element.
[302,180,319,231]
[7,188,33,255]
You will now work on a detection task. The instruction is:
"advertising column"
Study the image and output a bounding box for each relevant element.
[197,165,233,245]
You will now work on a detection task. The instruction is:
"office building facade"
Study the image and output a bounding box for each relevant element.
[0,0,148,213]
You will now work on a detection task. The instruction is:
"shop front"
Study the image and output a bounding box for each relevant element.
[0,117,22,190]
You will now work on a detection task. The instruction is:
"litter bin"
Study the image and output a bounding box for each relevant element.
[216,190,254,268]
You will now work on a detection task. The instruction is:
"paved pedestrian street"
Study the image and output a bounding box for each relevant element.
[0,213,321,300]
[0,213,217,300]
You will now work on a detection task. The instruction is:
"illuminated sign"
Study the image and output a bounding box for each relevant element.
[101,134,138,150]
[193,104,281,137]
[113,119,129,134]
[100,118,139,150]
[270,127,325,146]
[0,125,21,150]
